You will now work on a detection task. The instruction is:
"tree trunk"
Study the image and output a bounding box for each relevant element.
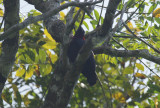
[0,0,19,95]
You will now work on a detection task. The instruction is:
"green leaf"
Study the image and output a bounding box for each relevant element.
[42,40,57,49]
[16,66,25,77]
[123,67,134,74]
[84,15,91,19]
[148,99,155,108]
[135,63,144,71]
[39,49,46,63]
[1,88,12,105]
[127,0,135,7]
[134,102,144,108]
[23,91,31,107]
[146,17,153,21]
[155,17,160,24]
[147,27,151,35]
[138,81,145,85]
[101,17,104,25]
[139,4,145,13]
[20,53,33,64]
[90,20,97,29]
[26,49,35,62]
[83,20,89,30]
[94,9,99,21]
[148,4,157,14]
[90,20,98,25]
[12,84,22,106]
[25,65,34,80]
[39,64,52,76]
[152,28,159,36]
[117,1,123,10]
[123,39,130,46]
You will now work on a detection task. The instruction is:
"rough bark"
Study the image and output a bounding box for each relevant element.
[0,0,19,96]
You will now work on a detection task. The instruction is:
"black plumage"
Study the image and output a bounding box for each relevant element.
[67,26,97,86]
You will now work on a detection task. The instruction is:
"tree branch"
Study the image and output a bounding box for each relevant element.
[101,0,121,37]
[84,0,122,47]
[0,1,102,41]
[123,22,160,54]
[93,46,160,65]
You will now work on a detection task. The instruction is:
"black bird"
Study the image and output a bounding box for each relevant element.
[67,26,97,86]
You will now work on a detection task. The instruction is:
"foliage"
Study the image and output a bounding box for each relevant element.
[1,0,160,108]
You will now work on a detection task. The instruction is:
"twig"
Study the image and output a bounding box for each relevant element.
[139,59,160,78]
[125,0,145,24]
[123,22,160,54]
[113,35,160,80]
[97,0,104,26]
[66,9,82,36]
[112,2,128,33]
[115,1,139,18]
[96,72,108,104]
[79,11,85,27]
[112,38,127,50]
[100,70,113,108]
[113,35,157,39]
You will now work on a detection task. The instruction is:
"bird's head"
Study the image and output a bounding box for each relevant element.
[74,26,85,40]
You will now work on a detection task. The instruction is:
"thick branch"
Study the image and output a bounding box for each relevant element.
[101,0,121,37]
[24,0,47,12]
[93,46,160,65]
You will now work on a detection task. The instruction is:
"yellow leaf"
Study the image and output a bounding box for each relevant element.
[138,81,145,85]
[61,1,65,5]
[75,7,80,11]
[152,75,160,80]
[112,92,126,103]
[25,68,34,80]
[60,11,65,19]
[51,54,58,64]
[45,64,52,75]
[0,8,3,17]
[135,63,144,71]
[44,28,54,41]
[153,8,160,17]
[42,40,57,49]
[123,67,134,74]
[155,14,160,17]
[135,73,146,79]
[39,64,52,76]
[16,66,25,77]
[134,28,141,32]
[127,21,133,29]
